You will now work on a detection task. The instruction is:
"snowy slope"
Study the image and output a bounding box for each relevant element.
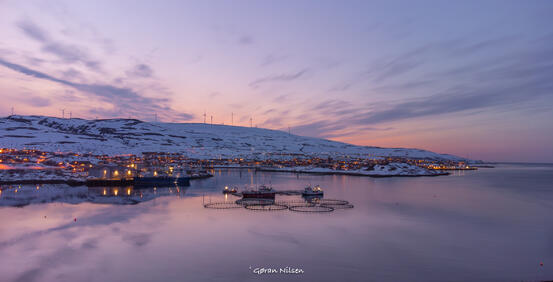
[0,115,464,160]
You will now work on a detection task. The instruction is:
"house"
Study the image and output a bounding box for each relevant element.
[88,164,135,179]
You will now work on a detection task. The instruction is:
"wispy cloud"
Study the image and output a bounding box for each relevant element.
[21,94,51,107]
[238,35,254,45]
[126,63,153,78]
[329,37,520,93]
[249,69,308,88]
[17,20,48,42]
[290,120,392,139]
[260,54,289,67]
[16,19,102,71]
[0,58,193,121]
[293,36,553,138]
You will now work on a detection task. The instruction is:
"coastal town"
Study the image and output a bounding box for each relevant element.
[0,147,477,185]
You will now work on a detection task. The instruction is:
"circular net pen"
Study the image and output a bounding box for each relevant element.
[244,203,289,211]
[204,198,353,213]
[288,205,334,213]
[203,202,243,209]
[235,198,274,206]
[316,199,349,205]
[321,203,354,209]
[274,200,315,207]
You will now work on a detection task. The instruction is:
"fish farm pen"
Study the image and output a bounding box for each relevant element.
[203,198,354,213]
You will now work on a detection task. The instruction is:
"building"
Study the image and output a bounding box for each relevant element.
[88,164,135,179]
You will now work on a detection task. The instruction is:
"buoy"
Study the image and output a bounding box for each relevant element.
[74,218,77,222]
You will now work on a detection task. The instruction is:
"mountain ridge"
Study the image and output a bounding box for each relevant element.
[0,115,466,161]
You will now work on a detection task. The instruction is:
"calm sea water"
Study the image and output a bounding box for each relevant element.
[1,163,552,282]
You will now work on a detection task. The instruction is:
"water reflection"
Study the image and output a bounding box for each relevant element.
[0,184,188,207]
[0,165,552,282]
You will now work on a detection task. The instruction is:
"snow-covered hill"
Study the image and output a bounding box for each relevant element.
[0,115,463,160]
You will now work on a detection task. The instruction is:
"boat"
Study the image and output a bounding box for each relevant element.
[222,186,238,194]
[302,185,324,196]
[242,185,276,199]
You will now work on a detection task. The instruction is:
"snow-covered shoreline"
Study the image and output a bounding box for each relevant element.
[255,162,449,177]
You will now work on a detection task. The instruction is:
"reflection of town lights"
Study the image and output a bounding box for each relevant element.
[153,171,158,176]
[103,189,107,195]
[36,185,39,190]
[127,188,131,195]
[114,189,118,196]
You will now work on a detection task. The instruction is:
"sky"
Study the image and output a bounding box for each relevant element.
[0,0,552,162]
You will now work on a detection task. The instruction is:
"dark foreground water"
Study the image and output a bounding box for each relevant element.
[1,163,553,282]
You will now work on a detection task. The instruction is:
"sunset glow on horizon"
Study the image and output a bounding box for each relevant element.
[1,0,552,162]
